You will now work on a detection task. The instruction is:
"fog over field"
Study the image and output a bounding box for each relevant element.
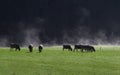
[0,0,120,46]
[0,26,120,47]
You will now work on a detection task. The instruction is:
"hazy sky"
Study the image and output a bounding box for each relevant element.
[0,0,120,44]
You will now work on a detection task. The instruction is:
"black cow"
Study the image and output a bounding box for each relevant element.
[38,44,43,53]
[83,45,95,52]
[28,44,33,52]
[63,45,72,51]
[74,45,83,52]
[10,43,21,51]
[74,45,95,52]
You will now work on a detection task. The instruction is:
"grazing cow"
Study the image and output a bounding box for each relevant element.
[38,44,43,53]
[74,45,95,52]
[63,45,72,51]
[81,45,95,52]
[10,43,21,51]
[28,44,33,52]
[87,46,95,52]
[74,45,83,52]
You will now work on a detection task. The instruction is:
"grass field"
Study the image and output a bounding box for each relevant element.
[0,46,120,75]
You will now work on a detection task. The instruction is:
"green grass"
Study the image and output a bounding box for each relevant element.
[0,46,120,75]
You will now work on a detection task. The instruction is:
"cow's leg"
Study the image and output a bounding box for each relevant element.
[15,48,17,51]
[74,49,77,52]
[39,49,42,53]
[10,47,12,50]
[73,48,75,52]
[18,48,20,51]
[63,48,64,51]
[29,49,32,52]
[76,49,78,52]
[30,49,32,52]
[70,48,72,51]
[81,49,83,52]
[67,48,69,51]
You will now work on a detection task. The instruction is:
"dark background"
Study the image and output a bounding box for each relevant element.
[0,0,120,45]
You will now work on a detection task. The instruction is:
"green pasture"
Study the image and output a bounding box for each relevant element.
[0,46,120,75]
